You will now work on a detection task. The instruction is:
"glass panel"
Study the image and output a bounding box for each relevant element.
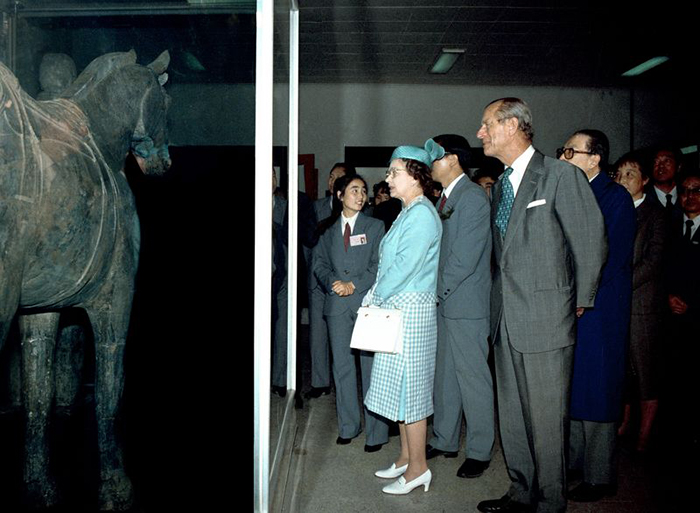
[1,3,255,511]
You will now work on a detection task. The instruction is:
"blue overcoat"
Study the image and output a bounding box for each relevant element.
[570,172,636,422]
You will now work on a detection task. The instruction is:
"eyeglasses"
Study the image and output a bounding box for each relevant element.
[385,167,407,179]
[680,187,700,197]
[556,147,595,160]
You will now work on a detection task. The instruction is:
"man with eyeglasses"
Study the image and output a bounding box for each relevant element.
[664,170,700,460]
[476,99,606,513]
[557,130,637,503]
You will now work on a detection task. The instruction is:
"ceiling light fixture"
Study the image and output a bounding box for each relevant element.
[430,48,465,74]
[621,56,670,77]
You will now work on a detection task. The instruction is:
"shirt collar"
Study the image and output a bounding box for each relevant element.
[442,173,465,199]
[506,145,535,196]
[654,185,677,203]
[341,211,360,233]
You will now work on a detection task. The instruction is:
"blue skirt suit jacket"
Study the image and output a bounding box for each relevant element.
[363,195,442,424]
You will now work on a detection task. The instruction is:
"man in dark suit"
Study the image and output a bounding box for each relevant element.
[425,134,494,479]
[557,130,636,502]
[645,146,683,218]
[664,171,700,453]
[306,163,355,398]
[475,98,607,513]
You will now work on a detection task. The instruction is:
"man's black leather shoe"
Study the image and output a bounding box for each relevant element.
[477,495,533,513]
[336,436,352,445]
[364,443,382,453]
[568,482,616,502]
[456,458,490,478]
[304,386,330,399]
[425,444,458,459]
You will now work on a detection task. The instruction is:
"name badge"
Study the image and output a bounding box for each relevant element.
[350,234,368,246]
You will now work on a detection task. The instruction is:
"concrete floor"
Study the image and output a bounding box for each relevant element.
[275,324,696,513]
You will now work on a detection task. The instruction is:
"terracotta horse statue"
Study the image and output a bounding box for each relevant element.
[0,49,171,510]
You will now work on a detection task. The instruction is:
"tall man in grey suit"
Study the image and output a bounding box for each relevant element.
[425,134,495,479]
[475,98,607,513]
[307,163,355,398]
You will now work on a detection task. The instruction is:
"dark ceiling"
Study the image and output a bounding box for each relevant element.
[6,1,693,89]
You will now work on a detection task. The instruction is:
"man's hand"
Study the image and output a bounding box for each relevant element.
[669,294,688,315]
[332,280,356,297]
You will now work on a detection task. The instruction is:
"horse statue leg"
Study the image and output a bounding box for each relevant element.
[19,311,61,508]
[85,282,135,511]
[54,311,88,415]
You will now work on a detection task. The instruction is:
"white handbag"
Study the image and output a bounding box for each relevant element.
[350,306,403,354]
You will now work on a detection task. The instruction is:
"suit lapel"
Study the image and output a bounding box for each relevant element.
[501,151,544,256]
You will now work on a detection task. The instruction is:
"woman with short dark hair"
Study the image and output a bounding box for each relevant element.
[614,152,669,452]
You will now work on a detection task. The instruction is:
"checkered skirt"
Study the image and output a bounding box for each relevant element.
[364,291,437,424]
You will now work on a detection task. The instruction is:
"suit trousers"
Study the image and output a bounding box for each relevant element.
[568,419,617,485]
[271,281,287,388]
[308,287,330,388]
[494,322,574,513]
[431,314,494,461]
[326,309,390,445]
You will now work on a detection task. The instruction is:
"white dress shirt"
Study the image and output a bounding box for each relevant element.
[508,145,536,197]
[341,211,359,236]
[653,185,677,206]
[682,214,699,240]
[442,173,465,199]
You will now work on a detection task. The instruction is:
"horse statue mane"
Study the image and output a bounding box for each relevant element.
[0,50,171,510]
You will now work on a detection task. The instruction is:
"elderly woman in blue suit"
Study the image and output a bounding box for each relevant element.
[314,174,390,452]
[364,142,443,495]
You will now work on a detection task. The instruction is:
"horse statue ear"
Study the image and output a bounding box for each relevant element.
[147,51,170,75]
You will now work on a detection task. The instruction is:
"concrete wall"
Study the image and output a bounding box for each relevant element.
[167,81,692,198]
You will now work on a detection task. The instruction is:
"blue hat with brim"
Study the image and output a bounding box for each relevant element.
[390,139,445,168]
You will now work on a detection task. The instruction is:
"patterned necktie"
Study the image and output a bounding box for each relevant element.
[685,219,694,242]
[344,222,351,251]
[438,194,447,213]
[666,194,673,210]
[495,167,515,236]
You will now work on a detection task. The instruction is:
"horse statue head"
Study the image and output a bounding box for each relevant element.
[62,49,172,176]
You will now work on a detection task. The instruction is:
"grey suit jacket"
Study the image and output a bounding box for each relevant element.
[490,150,607,354]
[314,213,384,317]
[437,175,492,320]
[631,198,669,315]
[310,196,334,291]
[313,196,333,225]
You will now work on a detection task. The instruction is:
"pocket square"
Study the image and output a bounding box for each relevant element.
[527,199,547,209]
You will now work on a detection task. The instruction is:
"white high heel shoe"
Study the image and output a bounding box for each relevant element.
[382,469,432,495]
[375,463,408,479]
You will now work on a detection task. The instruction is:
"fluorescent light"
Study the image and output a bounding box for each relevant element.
[622,56,670,77]
[681,145,698,155]
[431,49,465,74]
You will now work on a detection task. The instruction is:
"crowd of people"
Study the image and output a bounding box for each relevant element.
[271,97,699,512]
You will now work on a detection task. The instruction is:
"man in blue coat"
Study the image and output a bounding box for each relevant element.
[557,130,636,502]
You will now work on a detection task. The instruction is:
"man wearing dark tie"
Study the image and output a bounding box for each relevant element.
[664,172,700,452]
[645,146,683,218]
[426,134,494,479]
[475,98,607,513]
